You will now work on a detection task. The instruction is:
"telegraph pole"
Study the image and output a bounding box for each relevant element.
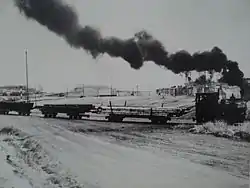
[82,84,84,97]
[136,85,139,96]
[25,50,29,102]
[110,85,112,96]
[97,88,100,97]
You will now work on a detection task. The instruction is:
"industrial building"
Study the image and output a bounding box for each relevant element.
[71,85,152,97]
[156,82,242,99]
[0,85,38,96]
[71,85,117,97]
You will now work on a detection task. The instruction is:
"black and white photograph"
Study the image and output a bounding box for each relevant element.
[0,0,249,187]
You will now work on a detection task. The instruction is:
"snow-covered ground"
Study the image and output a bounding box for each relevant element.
[0,149,32,188]
[0,115,249,188]
[189,121,250,141]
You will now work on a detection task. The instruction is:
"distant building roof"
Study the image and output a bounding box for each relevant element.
[0,85,26,89]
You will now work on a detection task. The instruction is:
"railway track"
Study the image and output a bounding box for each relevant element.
[1,110,196,129]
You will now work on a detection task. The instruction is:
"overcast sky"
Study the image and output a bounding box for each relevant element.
[0,0,249,92]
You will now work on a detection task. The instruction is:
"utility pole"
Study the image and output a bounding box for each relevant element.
[25,50,29,102]
[110,85,112,96]
[136,85,139,96]
[97,88,100,97]
[82,84,84,97]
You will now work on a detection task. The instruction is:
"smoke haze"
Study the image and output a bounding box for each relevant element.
[14,0,245,88]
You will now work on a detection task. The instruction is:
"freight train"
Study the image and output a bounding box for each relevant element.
[95,102,193,123]
[37,104,94,119]
[0,101,34,116]
[0,91,247,125]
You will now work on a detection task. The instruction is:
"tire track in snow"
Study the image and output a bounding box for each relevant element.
[0,127,85,188]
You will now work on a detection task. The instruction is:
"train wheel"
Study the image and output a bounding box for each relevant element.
[97,107,102,114]
[116,117,123,122]
[107,116,112,122]
[151,118,158,124]
[159,119,167,124]
[108,116,123,122]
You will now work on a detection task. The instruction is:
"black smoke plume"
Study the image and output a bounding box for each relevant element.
[14,0,245,88]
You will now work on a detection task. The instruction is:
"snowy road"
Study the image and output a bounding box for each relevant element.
[0,115,249,188]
